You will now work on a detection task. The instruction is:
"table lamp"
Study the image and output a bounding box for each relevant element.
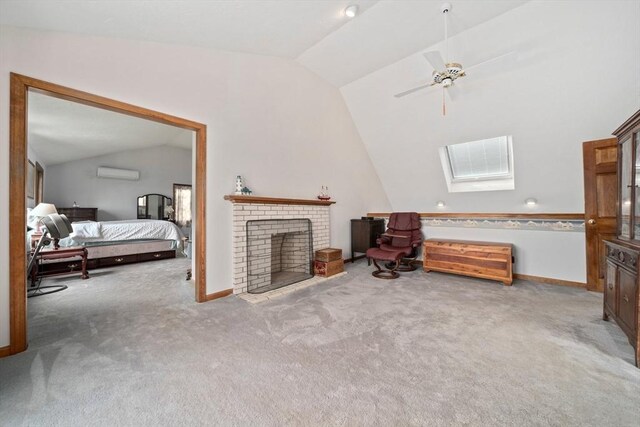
[31,203,58,230]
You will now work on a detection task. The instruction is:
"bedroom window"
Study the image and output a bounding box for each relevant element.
[173,184,192,229]
[439,135,515,192]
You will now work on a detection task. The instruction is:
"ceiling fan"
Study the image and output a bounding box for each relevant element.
[394,2,514,115]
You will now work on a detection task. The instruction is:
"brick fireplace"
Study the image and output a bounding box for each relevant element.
[246,219,313,294]
[225,195,334,294]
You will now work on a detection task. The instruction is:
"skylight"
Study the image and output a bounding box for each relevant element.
[439,136,515,192]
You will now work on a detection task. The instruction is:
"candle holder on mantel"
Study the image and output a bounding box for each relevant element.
[317,186,331,201]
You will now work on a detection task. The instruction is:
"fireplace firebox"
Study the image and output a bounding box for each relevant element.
[246,219,313,294]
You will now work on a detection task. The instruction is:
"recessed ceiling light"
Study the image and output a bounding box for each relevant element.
[344,5,359,18]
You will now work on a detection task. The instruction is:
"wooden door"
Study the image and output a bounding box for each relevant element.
[583,138,618,292]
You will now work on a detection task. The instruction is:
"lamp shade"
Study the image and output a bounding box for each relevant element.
[31,203,57,218]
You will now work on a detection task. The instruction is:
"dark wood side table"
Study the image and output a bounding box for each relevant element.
[31,246,90,286]
[350,219,385,263]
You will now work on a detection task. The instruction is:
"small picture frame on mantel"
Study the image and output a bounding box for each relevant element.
[27,160,35,200]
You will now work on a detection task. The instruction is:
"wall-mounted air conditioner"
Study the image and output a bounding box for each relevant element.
[97,167,140,181]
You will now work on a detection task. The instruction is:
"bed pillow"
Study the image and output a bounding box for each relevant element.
[70,221,102,241]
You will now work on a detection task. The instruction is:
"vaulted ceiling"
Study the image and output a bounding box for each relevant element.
[3,0,531,166]
[0,0,527,86]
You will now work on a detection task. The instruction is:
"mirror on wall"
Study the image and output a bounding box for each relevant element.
[137,193,172,220]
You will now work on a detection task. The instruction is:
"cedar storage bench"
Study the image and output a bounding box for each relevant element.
[423,239,513,285]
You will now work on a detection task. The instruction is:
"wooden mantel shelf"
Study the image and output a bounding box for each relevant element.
[224,195,336,206]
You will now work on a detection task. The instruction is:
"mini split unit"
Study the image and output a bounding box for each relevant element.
[96,167,140,181]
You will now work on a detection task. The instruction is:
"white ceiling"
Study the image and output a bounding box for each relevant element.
[28,91,193,165]
[0,0,379,58]
[0,0,527,87]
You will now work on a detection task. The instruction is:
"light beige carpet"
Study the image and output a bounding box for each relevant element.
[1,258,638,426]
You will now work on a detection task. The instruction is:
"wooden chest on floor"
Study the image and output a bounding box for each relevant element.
[314,259,344,277]
[315,248,342,262]
[423,239,513,285]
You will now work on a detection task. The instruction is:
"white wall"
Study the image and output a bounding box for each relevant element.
[45,145,192,221]
[341,1,640,282]
[0,26,391,348]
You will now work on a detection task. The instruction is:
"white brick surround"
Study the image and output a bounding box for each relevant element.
[231,202,331,294]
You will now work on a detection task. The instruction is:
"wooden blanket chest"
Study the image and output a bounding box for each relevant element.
[423,239,513,285]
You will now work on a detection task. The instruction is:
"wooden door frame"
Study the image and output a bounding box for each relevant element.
[8,73,209,356]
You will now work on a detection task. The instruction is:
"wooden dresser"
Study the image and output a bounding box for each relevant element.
[57,207,98,222]
[423,239,513,286]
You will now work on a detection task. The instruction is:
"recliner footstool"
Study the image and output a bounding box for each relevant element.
[366,247,405,279]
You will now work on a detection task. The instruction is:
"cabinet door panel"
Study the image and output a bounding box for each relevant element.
[605,261,617,314]
[351,220,384,253]
[635,134,640,239]
[618,268,638,333]
[620,137,633,238]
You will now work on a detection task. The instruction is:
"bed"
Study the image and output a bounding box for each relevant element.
[61,219,184,247]
[36,219,186,276]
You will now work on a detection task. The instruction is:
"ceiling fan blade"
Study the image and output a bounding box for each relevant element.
[394,82,435,98]
[464,51,516,73]
[446,83,461,101]
[423,51,446,72]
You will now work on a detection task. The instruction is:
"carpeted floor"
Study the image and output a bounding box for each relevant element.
[1,258,639,426]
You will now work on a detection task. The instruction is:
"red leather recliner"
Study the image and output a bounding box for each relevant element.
[377,212,422,271]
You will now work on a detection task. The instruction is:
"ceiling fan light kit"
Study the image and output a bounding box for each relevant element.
[394,1,514,115]
[394,2,464,114]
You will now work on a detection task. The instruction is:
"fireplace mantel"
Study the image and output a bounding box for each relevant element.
[224,195,335,206]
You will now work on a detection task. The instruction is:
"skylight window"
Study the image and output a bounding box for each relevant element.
[439,136,515,193]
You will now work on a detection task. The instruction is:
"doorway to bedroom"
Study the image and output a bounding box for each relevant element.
[26,89,193,295]
[8,73,210,356]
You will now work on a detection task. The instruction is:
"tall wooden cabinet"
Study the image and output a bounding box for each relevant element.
[604,110,640,367]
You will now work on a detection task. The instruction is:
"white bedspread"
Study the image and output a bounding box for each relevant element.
[60,220,184,246]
